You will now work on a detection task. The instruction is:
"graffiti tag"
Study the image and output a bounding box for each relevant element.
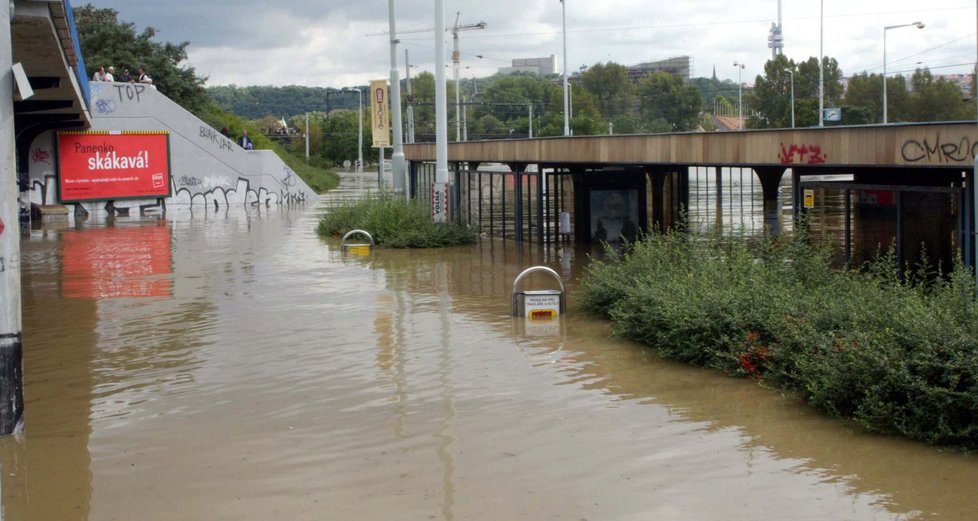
[203,176,231,189]
[31,148,51,164]
[779,143,826,165]
[199,126,234,153]
[281,167,296,187]
[94,98,116,114]
[901,135,978,163]
[112,83,148,103]
[178,176,202,187]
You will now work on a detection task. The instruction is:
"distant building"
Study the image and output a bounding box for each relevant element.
[498,55,557,75]
[627,56,692,82]
[935,74,974,98]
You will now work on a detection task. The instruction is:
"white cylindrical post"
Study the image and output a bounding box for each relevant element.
[0,1,25,435]
[388,0,406,194]
[435,0,448,185]
[561,0,569,137]
[405,49,415,144]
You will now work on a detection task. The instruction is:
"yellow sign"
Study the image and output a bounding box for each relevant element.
[803,189,815,209]
[369,80,390,148]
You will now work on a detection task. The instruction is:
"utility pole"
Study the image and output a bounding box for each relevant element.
[388,0,406,194]
[450,12,486,142]
[0,1,24,435]
[405,49,415,144]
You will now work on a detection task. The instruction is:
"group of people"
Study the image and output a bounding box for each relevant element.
[93,66,153,85]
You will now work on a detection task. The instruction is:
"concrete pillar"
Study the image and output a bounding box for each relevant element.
[755,167,787,236]
[0,1,25,434]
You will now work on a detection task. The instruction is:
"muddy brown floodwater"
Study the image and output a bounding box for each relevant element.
[3,175,977,520]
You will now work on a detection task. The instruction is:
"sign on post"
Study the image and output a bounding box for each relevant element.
[803,188,815,209]
[432,182,449,223]
[369,80,390,148]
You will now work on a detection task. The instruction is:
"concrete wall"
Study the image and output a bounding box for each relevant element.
[25,81,313,216]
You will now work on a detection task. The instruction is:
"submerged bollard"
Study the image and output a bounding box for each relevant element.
[340,229,374,257]
[511,266,565,319]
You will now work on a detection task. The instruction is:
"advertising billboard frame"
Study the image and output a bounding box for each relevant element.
[57,130,172,203]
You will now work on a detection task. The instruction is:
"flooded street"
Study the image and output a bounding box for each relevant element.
[5,175,978,520]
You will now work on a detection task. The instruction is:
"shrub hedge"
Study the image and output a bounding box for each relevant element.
[317,194,479,248]
[579,230,978,450]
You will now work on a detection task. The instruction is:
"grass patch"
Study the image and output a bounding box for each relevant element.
[317,194,479,248]
[580,228,978,450]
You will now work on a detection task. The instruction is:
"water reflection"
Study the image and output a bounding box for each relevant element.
[1,176,975,520]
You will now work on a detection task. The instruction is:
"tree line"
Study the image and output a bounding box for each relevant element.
[74,4,977,170]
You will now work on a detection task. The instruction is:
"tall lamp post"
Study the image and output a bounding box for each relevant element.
[560,0,570,136]
[784,68,795,128]
[343,87,364,191]
[733,61,745,130]
[883,21,925,124]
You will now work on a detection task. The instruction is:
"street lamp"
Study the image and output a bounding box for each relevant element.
[560,0,570,136]
[783,68,795,128]
[343,87,364,190]
[733,61,745,130]
[883,21,925,124]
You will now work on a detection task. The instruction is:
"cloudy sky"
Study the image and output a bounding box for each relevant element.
[80,0,976,88]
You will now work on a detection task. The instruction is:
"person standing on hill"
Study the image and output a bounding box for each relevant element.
[238,129,254,150]
[92,66,106,81]
[104,66,115,82]
[137,67,153,85]
[119,69,132,83]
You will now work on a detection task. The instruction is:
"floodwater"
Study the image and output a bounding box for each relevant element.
[4,174,978,520]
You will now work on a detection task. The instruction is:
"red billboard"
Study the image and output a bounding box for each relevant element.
[58,131,171,202]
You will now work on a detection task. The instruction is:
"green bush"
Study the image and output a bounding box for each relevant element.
[580,228,978,450]
[317,194,479,248]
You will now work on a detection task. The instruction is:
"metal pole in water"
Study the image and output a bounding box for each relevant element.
[387,0,406,195]
[0,2,24,435]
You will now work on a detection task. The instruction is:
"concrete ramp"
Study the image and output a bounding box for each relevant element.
[26,81,314,216]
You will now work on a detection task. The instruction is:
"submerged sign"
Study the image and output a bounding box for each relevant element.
[58,131,172,202]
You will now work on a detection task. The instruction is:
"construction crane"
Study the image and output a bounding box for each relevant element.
[368,12,486,141]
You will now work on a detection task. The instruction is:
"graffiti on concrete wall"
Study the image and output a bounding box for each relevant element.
[901,135,978,163]
[779,143,827,165]
[199,126,235,154]
[31,148,51,165]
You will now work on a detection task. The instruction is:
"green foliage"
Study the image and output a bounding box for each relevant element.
[579,62,635,119]
[206,85,358,120]
[635,72,703,131]
[195,103,338,193]
[317,195,479,248]
[746,55,795,129]
[580,229,978,450]
[74,4,208,112]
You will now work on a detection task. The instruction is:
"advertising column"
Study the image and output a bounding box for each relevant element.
[370,80,390,190]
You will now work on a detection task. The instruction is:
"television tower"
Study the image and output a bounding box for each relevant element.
[768,0,784,59]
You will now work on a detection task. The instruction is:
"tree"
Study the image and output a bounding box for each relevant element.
[578,62,634,120]
[909,68,972,122]
[746,55,796,129]
[796,56,843,124]
[635,72,703,131]
[843,73,884,123]
[321,110,366,166]
[74,4,208,111]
